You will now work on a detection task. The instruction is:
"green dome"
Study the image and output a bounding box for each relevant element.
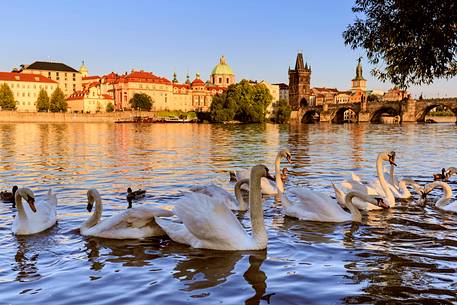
[211,56,234,75]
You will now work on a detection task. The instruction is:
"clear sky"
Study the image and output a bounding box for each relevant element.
[1,0,456,98]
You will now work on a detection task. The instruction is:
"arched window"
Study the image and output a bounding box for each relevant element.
[219,77,222,84]
[226,77,229,83]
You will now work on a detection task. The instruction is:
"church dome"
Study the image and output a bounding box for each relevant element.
[211,56,234,75]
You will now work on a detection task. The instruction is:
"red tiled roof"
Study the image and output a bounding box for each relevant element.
[0,72,57,83]
[191,78,205,87]
[82,76,100,80]
[101,94,113,100]
[122,70,171,85]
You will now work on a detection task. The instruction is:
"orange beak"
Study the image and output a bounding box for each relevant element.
[28,198,37,213]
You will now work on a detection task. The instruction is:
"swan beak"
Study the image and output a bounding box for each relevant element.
[86,202,93,212]
[375,197,389,209]
[27,198,37,213]
[286,155,292,164]
[389,159,397,167]
[266,172,275,181]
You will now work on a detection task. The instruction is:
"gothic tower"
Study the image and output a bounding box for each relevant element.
[351,57,367,94]
[288,52,311,110]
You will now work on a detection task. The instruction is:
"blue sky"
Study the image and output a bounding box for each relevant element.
[1,0,455,97]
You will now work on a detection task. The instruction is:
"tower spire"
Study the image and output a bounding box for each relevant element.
[295,53,305,70]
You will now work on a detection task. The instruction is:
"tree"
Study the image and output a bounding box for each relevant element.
[49,87,67,112]
[0,83,16,110]
[106,102,115,112]
[36,88,50,112]
[343,0,457,88]
[367,94,381,102]
[129,93,153,111]
[274,99,291,124]
[209,80,273,123]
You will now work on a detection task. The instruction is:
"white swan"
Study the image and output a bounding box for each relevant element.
[422,181,457,212]
[155,165,273,250]
[338,151,397,210]
[281,187,384,222]
[80,189,174,239]
[12,188,57,235]
[189,184,239,211]
[445,167,457,180]
[234,149,292,195]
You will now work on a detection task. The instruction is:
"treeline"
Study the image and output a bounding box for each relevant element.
[209,80,290,123]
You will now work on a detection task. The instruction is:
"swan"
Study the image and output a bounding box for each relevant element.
[233,149,292,195]
[338,151,397,210]
[80,189,174,239]
[422,181,457,212]
[445,167,457,180]
[155,165,273,250]
[281,187,385,222]
[370,178,423,200]
[189,184,240,211]
[12,188,57,235]
[1,185,18,207]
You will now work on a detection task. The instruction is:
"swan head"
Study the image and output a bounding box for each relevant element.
[86,189,100,212]
[12,185,18,194]
[280,150,292,164]
[127,187,133,194]
[387,151,397,166]
[16,188,36,212]
[373,197,389,209]
[252,164,275,181]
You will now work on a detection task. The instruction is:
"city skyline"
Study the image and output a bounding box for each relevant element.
[1,0,456,98]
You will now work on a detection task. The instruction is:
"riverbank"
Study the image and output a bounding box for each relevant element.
[0,111,154,123]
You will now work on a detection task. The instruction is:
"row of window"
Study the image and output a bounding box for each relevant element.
[9,83,54,90]
[17,101,36,106]
[48,72,77,78]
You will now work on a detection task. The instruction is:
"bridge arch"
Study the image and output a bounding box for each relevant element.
[302,110,320,123]
[370,106,401,124]
[300,97,309,108]
[331,107,358,124]
[416,103,457,122]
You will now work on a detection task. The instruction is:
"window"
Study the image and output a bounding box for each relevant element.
[73,73,75,77]
[48,72,51,77]
[56,77,60,80]
[65,73,67,77]
[56,72,59,76]
[226,78,229,83]
[219,77,222,83]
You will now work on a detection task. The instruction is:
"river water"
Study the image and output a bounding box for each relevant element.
[0,122,456,305]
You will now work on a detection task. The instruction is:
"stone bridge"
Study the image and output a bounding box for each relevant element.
[293,97,457,123]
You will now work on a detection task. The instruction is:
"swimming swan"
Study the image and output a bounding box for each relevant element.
[80,189,173,239]
[281,187,384,222]
[155,165,273,250]
[422,181,457,212]
[234,150,292,195]
[189,184,240,210]
[12,188,57,235]
[338,152,397,210]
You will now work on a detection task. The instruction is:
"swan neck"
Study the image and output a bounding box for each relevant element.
[15,194,27,220]
[377,155,395,206]
[344,192,362,222]
[235,179,249,211]
[84,196,103,229]
[275,154,284,193]
[249,170,267,248]
[435,182,453,207]
[389,164,396,186]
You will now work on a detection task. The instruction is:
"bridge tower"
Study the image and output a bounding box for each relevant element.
[288,53,311,110]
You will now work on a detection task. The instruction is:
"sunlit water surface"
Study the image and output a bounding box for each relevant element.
[0,123,456,305]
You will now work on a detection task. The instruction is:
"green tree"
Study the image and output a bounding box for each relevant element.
[0,83,16,110]
[367,94,381,102]
[274,99,291,124]
[36,88,50,112]
[343,0,457,88]
[106,102,115,112]
[209,80,272,123]
[129,93,153,111]
[49,87,67,112]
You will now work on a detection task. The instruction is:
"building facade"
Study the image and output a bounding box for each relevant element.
[273,83,289,101]
[19,61,82,97]
[66,82,113,113]
[0,72,58,111]
[288,53,312,110]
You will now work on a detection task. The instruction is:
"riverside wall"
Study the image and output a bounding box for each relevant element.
[0,111,155,123]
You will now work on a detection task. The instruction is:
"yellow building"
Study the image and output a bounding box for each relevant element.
[0,72,58,112]
[210,56,235,88]
[67,82,113,113]
[259,81,279,119]
[20,61,82,97]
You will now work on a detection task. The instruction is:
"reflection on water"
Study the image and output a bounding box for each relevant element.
[0,122,457,304]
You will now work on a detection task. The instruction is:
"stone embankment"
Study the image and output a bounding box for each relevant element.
[0,111,155,123]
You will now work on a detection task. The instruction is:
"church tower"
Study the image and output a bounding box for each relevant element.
[288,52,311,110]
[351,57,367,94]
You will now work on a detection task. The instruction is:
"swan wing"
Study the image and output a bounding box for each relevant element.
[190,184,238,210]
[100,206,173,231]
[174,192,250,248]
[341,179,378,196]
[288,187,345,219]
